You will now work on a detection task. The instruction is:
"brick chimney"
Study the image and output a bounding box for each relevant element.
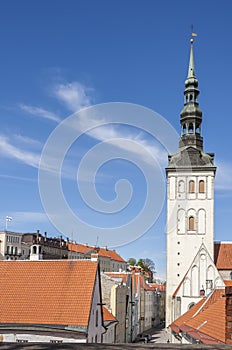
[226,286,232,344]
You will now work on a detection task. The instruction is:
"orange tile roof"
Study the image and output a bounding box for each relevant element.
[0,260,98,327]
[104,272,128,284]
[102,306,117,322]
[214,242,232,270]
[170,298,206,329]
[151,283,166,292]
[224,280,232,287]
[67,242,94,254]
[184,297,225,343]
[170,289,226,344]
[67,243,125,263]
[98,248,125,263]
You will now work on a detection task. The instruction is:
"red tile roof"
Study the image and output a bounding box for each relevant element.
[104,272,128,284]
[102,306,117,322]
[0,260,98,327]
[67,243,125,263]
[170,289,226,344]
[151,283,166,292]
[225,280,232,287]
[214,242,232,270]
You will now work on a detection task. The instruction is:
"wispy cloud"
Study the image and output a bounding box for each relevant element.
[0,135,40,168]
[13,134,42,148]
[53,81,92,112]
[20,104,61,123]
[0,174,36,182]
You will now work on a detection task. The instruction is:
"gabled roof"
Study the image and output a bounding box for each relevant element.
[170,289,226,344]
[214,242,232,270]
[0,260,98,327]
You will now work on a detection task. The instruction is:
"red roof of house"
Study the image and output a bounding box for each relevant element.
[67,243,125,263]
[151,283,166,292]
[170,289,226,344]
[104,272,128,284]
[0,260,98,327]
[102,306,117,322]
[214,242,232,270]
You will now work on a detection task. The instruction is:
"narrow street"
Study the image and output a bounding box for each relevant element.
[136,323,170,344]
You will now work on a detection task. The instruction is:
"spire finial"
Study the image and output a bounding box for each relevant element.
[187,30,197,79]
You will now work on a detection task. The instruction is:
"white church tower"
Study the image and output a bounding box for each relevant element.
[166,38,217,327]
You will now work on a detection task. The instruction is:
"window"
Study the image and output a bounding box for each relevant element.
[189,180,195,193]
[188,302,195,310]
[230,272,232,280]
[189,216,195,231]
[15,247,18,255]
[95,309,98,327]
[199,180,205,193]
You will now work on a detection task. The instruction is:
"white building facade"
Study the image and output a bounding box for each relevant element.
[166,40,217,327]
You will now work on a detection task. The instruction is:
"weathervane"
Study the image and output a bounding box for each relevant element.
[190,25,198,43]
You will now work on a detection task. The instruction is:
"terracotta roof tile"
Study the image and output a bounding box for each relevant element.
[170,298,205,329]
[214,242,232,270]
[0,260,98,327]
[102,306,117,322]
[104,272,128,284]
[170,289,226,344]
[183,296,225,343]
[67,243,125,263]
[151,283,166,292]
[224,280,232,286]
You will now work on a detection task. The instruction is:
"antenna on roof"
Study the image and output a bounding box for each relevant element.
[95,236,99,247]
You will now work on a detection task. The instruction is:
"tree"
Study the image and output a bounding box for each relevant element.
[127,257,136,266]
[142,258,156,273]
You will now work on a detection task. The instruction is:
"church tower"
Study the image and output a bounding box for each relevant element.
[166,38,216,327]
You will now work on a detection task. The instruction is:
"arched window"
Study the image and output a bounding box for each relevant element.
[189,216,195,231]
[188,302,195,310]
[189,180,195,193]
[188,123,194,133]
[15,247,18,255]
[33,246,37,254]
[199,180,205,193]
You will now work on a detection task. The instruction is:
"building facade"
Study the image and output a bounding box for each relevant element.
[166,38,217,327]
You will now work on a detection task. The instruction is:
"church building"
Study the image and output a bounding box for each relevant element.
[166,37,226,330]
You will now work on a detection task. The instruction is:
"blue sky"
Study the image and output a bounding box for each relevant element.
[0,0,232,279]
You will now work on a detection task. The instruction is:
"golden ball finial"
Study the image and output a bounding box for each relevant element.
[190,38,194,44]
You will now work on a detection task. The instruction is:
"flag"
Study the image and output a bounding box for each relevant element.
[192,32,198,37]
[6,216,12,222]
